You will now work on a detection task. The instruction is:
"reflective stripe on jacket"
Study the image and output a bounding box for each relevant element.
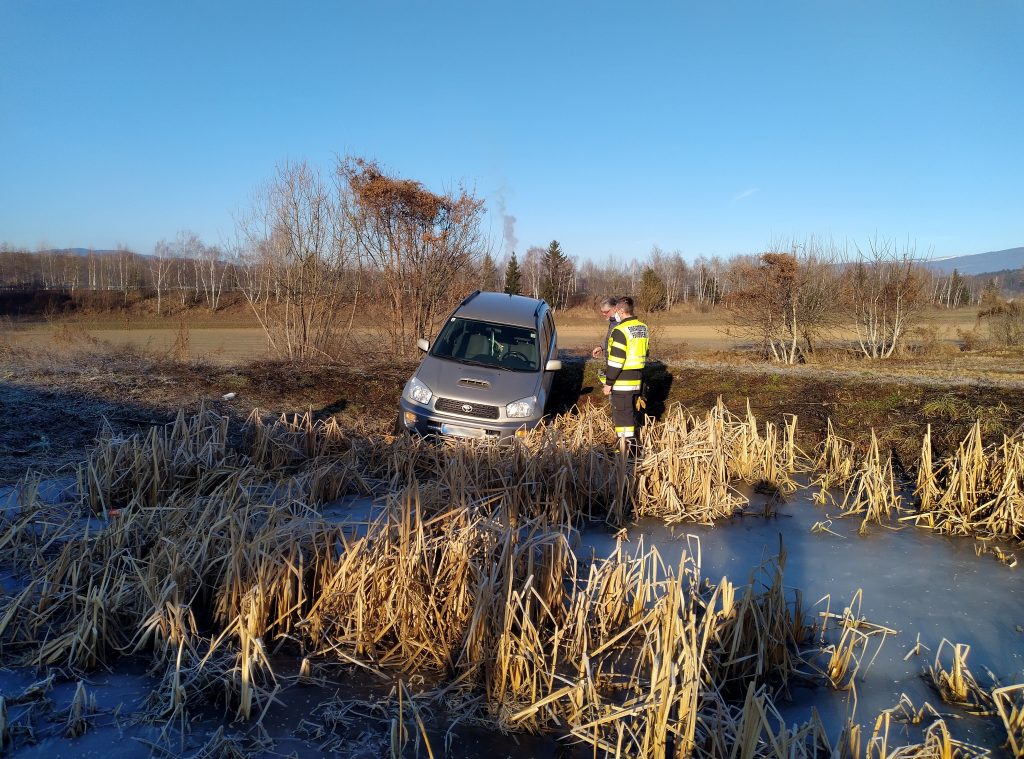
[605,316,649,391]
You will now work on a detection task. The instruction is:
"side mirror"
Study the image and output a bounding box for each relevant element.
[416,338,429,352]
[545,359,562,372]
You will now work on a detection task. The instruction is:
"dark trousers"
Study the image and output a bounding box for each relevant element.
[610,392,639,438]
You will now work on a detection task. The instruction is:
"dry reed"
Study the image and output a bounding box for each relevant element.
[1,402,1018,757]
[926,640,993,716]
[992,684,1024,757]
[912,422,1024,539]
[866,708,990,759]
[806,589,892,691]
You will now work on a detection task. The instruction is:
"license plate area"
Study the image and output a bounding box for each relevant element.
[440,423,486,439]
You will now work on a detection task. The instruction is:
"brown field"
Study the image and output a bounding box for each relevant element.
[4,306,988,363]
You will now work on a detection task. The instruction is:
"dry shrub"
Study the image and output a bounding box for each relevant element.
[167,319,190,361]
[906,324,958,358]
[983,301,1024,347]
[50,322,99,347]
[957,326,982,351]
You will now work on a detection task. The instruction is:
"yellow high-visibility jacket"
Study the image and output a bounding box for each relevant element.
[605,316,649,392]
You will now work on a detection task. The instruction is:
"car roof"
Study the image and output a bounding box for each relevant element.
[453,291,547,329]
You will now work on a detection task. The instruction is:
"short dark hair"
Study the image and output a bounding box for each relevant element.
[616,296,635,314]
[599,297,618,311]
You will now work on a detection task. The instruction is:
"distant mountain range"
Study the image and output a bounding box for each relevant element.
[42,248,128,257]
[925,247,1024,276]
[30,245,1024,276]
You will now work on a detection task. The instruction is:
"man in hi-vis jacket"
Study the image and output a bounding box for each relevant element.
[602,296,649,454]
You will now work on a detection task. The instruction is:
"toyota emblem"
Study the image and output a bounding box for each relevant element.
[462,403,473,413]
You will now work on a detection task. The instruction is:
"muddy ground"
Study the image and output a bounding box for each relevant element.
[2,341,1023,481]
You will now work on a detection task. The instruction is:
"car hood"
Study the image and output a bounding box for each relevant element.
[415,355,541,404]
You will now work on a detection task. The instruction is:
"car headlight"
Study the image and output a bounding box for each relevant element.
[506,396,537,419]
[405,377,433,406]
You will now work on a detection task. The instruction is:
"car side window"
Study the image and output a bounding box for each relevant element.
[544,313,556,357]
[538,316,550,362]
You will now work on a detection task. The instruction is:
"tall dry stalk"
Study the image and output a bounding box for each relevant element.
[992,684,1024,758]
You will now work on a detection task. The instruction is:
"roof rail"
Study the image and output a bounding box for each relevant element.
[460,290,481,307]
[534,300,545,318]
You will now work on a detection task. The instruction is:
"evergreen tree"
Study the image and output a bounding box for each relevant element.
[480,252,499,291]
[638,267,667,311]
[504,252,522,295]
[540,240,569,308]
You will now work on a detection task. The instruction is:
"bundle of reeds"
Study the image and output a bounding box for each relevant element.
[705,545,810,699]
[819,431,903,533]
[79,406,232,514]
[912,423,1024,539]
[696,683,832,759]
[60,680,96,738]
[813,420,857,496]
[631,400,801,525]
[926,640,993,716]
[245,409,354,470]
[866,709,989,759]
[805,589,893,691]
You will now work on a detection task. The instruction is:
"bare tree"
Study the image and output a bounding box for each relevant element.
[239,161,352,361]
[728,253,802,362]
[149,240,174,315]
[113,245,139,306]
[522,246,545,300]
[195,242,227,311]
[172,231,203,306]
[648,247,689,309]
[843,239,929,359]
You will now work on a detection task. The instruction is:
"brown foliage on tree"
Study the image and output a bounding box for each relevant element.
[340,157,486,356]
[727,244,838,363]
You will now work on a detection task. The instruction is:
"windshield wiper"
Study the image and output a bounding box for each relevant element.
[457,358,511,371]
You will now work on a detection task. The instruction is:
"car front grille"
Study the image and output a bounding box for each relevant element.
[435,397,500,420]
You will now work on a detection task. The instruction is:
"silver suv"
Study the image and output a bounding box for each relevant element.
[398,291,562,440]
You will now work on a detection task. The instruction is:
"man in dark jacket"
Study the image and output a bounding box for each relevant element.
[591,297,619,359]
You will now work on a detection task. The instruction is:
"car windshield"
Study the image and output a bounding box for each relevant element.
[430,317,540,372]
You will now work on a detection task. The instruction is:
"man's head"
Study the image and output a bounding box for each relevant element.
[599,297,618,320]
[616,296,635,316]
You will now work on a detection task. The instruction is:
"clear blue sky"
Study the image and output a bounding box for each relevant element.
[1,0,1021,262]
